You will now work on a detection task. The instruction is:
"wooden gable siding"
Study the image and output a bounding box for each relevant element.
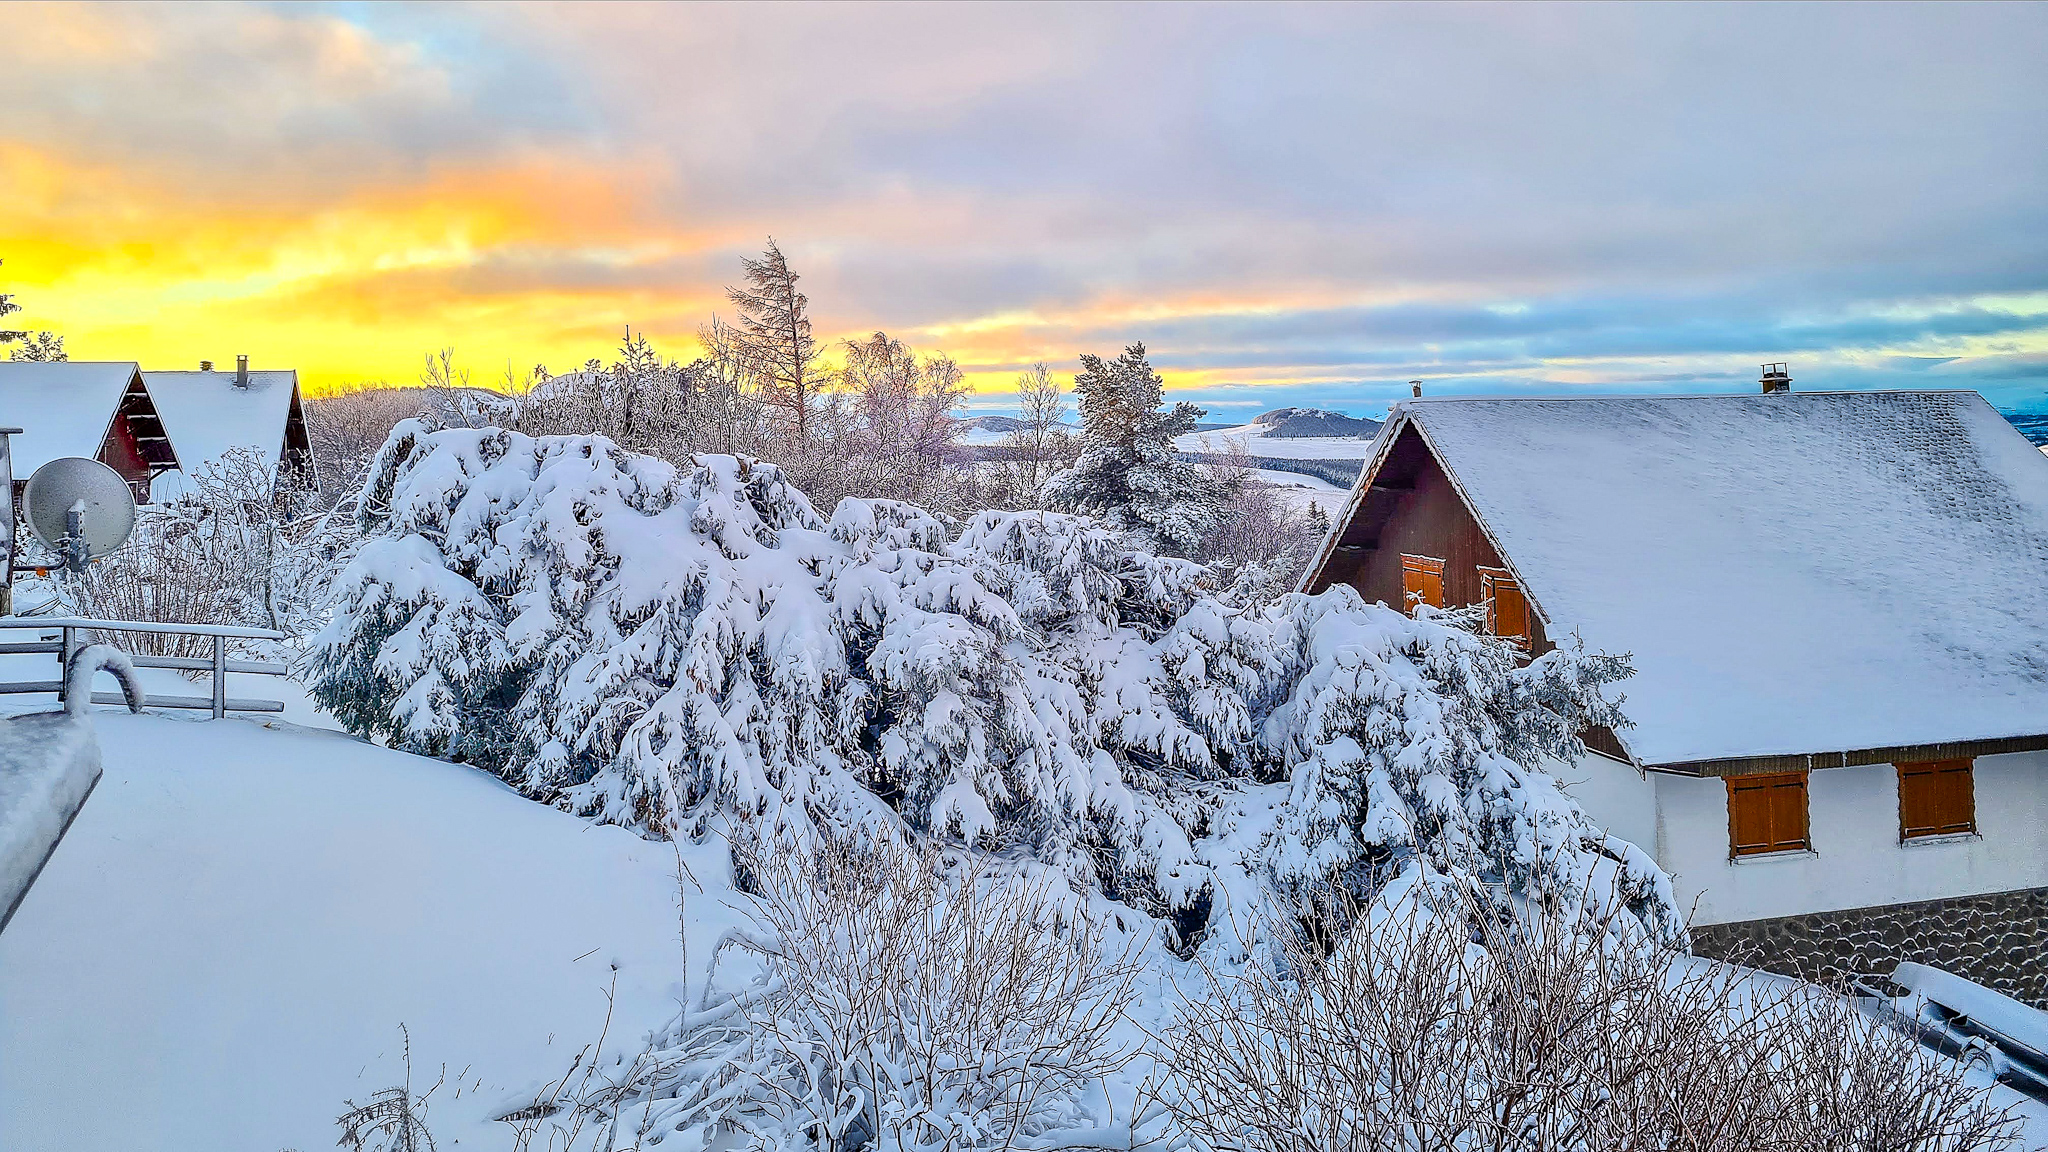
[1310,423,1551,653]
[98,372,179,501]
[97,411,154,500]
[280,383,313,478]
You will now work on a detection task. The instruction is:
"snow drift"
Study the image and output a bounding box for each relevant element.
[309,423,1680,945]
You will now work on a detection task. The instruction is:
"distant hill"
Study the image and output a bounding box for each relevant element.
[959,415,1031,434]
[1252,407,1383,438]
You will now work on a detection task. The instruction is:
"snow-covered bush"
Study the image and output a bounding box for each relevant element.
[58,447,339,656]
[549,835,1149,1151]
[308,423,1677,947]
[1163,874,2021,1152]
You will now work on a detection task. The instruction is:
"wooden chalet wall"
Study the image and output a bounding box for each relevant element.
[278,383,315,484]
[1309,423,1552,654]
[101,372,179,501]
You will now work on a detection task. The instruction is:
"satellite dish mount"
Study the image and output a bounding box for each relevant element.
[23,456,138,574]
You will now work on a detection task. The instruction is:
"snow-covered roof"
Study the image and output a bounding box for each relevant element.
[0,362,138,475]
[141,369,299,473]
[1362,390,2048,766]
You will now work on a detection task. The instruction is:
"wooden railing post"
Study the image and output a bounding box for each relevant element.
[56,626,75,705]
[211,635,226,720]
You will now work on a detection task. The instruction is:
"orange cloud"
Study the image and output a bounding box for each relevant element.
[3,133,1389,397]
[2,140,754,390]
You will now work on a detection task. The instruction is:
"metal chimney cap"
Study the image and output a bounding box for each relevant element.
[199,360,214,372]
[1760,362,1791,394]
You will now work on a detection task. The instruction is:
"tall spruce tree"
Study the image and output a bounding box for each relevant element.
[1042,342,1234,556]
[726,239,823,451]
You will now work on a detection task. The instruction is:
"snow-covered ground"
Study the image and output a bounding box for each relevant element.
[0,682,742,1150]
[1174,422,1381,459]
[3,675,2043,1148]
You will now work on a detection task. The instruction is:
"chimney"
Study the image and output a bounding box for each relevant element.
[235,355,249,388]
[199,360,213,372]
[1760,362,1791,394]
[1410,379,1423,398]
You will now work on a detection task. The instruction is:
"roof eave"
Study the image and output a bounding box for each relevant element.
[1647,731,2048,778]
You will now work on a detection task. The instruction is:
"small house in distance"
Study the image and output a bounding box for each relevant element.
[1300,371,2048,1003]
[0,357,313,505]
[0,361,176,503]
[141,357,313,496]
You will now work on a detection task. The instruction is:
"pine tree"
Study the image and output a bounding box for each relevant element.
[8,332,65,362]
[0,259,62,360]
[1042,343,1236,557]
[309,423,1680,950]
[726,239,824,452]
[0,258,24,347]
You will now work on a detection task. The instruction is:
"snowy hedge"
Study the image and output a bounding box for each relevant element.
[309,422,1681,945]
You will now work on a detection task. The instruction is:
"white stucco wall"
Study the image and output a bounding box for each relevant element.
[1554,752,1657,852]
[1561,749,2048,927]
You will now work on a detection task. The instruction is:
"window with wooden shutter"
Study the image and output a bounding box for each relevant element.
[1400,554,1445,611]
[1896,759,1975,840]
[1726,771,1810,857]
[1479,568,1530,648]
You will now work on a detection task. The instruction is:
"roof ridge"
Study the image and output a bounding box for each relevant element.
[1401,388,1982,404]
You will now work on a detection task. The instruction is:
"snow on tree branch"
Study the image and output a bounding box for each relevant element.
[307,422,1680,946]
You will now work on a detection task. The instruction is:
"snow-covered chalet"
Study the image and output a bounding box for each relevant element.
[0,357,311,503]
[1300,370,2048,1002]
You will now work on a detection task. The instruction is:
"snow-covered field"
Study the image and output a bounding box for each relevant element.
[0,682,742,1150]
[1174,422,1381,459]
[1251,466,1347,515]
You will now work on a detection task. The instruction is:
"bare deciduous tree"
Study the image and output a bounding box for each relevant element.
[1000,361,1079,498]
[1194,437,1328,590]
[58,446,336,652]
[820,330,969,510]
[306,382,433,502]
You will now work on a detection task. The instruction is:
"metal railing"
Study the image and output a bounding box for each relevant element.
[0,616,289,717]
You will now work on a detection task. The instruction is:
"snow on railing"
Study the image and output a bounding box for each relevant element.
[0,616,288,718]
[0,646,143,934]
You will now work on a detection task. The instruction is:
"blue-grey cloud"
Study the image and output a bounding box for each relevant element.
[9,2,2048,410]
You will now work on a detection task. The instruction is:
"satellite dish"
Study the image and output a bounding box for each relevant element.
[25,456,137,566]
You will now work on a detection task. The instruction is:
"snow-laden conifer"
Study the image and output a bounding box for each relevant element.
[1041,343,1234,557]
[309,422,1680,946]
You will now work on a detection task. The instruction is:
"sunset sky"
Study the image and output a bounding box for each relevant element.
[5,2,2046,417]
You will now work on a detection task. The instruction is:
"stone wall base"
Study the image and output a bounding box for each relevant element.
[1689,887,2047,1007]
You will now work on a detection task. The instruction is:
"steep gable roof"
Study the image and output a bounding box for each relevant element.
[1308,390,2048,768]
[0,362,142,475]
[140,369,301,474]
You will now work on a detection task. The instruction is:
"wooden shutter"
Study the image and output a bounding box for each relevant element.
[1401,555,1445,611]
[1480,568,1531,648]
[1726,771,1810,856]
[1897,759,1975,839]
